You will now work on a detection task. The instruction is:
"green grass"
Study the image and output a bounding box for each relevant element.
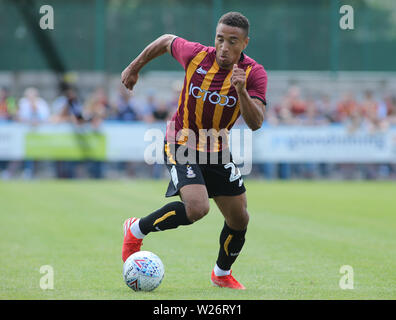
[0,179,395,299]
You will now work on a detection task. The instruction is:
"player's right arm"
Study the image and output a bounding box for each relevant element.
[121,34,177,90]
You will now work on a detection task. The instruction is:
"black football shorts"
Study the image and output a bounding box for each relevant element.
[163,141,246,198]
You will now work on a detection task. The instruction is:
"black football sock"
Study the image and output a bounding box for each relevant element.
[138,201,192,235]
[216,222,247,271]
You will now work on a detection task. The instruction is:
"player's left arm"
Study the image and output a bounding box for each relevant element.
[231,64,265,131]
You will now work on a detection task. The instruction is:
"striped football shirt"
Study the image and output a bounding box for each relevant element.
[165,37,267,152]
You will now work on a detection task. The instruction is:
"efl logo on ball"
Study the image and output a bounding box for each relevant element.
[123,251,165,292]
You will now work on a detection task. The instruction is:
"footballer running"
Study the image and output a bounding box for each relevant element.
[121,11,267,289]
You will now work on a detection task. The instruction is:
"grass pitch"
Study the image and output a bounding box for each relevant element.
[0,179,395,300]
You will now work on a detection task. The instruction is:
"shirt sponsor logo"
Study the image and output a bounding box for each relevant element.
[196,66,207,75]
[189,82,237,108]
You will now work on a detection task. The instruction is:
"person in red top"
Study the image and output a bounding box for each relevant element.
[121,12,267,289]
[336,92,358,123]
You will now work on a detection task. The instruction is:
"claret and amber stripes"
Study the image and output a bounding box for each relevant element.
[173,52,254,152]
[225,65,253,131]
[177,51,207,145]
[195,59,220,151]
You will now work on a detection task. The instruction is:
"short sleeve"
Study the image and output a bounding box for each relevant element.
[171,37,207,69]
[246,65,268,105]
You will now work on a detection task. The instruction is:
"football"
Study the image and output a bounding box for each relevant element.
[123,251,165,291]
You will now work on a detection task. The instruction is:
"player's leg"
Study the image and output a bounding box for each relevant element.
[213,192,249,270]
[137,183,209,234]
[210,193,248,289]
[122,159,210,262]
[180,184,210,222]
[200,157,248,289]
[122,184,209,262]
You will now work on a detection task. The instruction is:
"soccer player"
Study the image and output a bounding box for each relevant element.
[121,12,267,289]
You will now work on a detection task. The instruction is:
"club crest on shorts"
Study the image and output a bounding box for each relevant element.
[186,165,196,178]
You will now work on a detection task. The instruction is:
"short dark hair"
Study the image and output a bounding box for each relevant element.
[218,12,249,36]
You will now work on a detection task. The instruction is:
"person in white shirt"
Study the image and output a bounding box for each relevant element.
[18,87,50,124]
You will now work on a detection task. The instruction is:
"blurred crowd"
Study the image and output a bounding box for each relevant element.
[0,84,173,126]
[2,84,396,129]
[264,86,396,131]
[0,83,175,180]
[1,84,396,180]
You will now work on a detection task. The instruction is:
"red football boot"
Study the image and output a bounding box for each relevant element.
[211,270,246,290]
[122,217,143,262]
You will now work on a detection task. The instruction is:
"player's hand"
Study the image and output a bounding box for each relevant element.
[231,64,246,94]
[121,66,139,91]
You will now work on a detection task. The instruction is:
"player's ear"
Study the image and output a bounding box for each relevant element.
[243,36,249,50]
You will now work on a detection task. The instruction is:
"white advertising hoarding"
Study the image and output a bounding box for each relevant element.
[0,123,395,163]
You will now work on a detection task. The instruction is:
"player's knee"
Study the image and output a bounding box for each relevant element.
[185,199,210,222]
[240,209,250,230]
[228,208,249,231]
[238,196,249,229]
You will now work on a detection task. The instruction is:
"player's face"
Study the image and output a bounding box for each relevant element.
[215,23,249,69]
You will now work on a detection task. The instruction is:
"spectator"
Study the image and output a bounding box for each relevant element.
[51,87,68,117]
[83,87,113,178]
[276,102,295,125]
[285,86,307,117]
[152,101,171,122]
[50,86,86,179]
[377,96,389,123]
[384,95,396,126]
[275,86,307,125]
[360,90,381,131]
[141,90,158,123]
[346,105,364,133]
[115,85,139,121]
[83,87,113,127]
[335,92,358,123]
[0,87,17,121]
[18,87,50,124]
[360,90,378,118]
[298,97,326,126]
[316,94,337,123]
[13,88,50,179]
[373,94,396,130]
[52,87,85,124]
[0,87,17,180]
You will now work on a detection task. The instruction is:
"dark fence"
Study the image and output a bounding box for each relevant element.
[1,0,396,73]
